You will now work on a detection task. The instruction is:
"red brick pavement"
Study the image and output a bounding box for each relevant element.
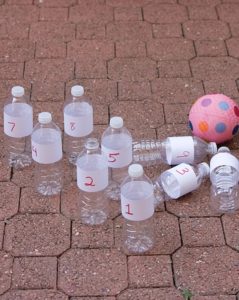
[0,0,239,299]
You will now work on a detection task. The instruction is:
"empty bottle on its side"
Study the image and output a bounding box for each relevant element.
[133,136,217,166]
[77,138,109,225]
[3,86,33,169]
[210,147,239,213]
[63,85,93,165]
[154,162,210,205]
[121,164,155,254]
[31,112,63,196]
[101,116,132,200]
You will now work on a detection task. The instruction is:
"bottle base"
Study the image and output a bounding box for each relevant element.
[80,209,108,225]
[123,236,154,254]
[36,182,62,196]
[67,152,78,165]
[8,153,32,170]
[105,180,120,201]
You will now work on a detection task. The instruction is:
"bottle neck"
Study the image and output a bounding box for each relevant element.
[198,163,209,179]
[207,142,217,155]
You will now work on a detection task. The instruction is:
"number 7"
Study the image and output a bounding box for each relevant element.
[8,121,15,132]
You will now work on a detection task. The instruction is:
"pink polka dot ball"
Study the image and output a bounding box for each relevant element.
[189,94,239,144]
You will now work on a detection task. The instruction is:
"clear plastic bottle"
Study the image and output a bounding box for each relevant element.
[63,85,93,165]
[3,86,33,169]
[121,164,155,254]
[133,136,217,166]
[154,162,209,204]
[210,147,239,213]
[31,112,63,196]
[77,138,109,225]
[101,116,132,200]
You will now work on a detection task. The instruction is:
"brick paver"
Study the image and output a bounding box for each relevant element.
[58,249,127,296]
[0,0,239,298]
[12,257,57,289]
[4,214,70,256]
[0,182,19,220]
[173,246,239,294]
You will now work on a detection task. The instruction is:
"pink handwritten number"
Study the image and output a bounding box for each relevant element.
[176,167,190,175]
[70,122,76,131]
[32,146,37,157]
[125,204,133,215]
[84,176,95,186]
[108,152,120,163]
[8,121,15,132]
[176,151,190,158]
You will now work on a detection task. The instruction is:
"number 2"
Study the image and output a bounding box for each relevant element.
[84,176,95,186]
[8,121,15,132]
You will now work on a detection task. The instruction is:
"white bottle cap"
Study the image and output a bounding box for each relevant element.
[38,112,52,124]
[110,116,123,129]
[128,164,144,177]
[218,146,230,153]
[209,142,217,155]
[71,85,84,97]
[210,151,239,175]
[11,86,24,97]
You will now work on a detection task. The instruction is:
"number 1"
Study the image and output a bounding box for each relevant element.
[125,204,133,215]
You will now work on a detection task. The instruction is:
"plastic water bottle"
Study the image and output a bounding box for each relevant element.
[121,164,155,254]
[31,112,63,196]
[210,147,239,213]
[63,85,93,165]
[101,116,132,200]
[133,136,217,166]
[77,138,109,225]
[154,162,210,204]
[3,86,33,169]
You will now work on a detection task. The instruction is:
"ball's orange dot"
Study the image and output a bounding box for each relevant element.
[198,121,209,132]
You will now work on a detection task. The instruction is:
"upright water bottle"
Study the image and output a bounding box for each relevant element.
[64,85,93,164]
[121,164,155,254]
[154,162,209,204]
[77,138,109,225]
[210,147,239,213]
[101,116,132,200]
[31,112,63,196]
[3,86,33,169]
[133,136,217,166]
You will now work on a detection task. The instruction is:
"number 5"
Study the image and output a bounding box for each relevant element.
[108,152,119,163]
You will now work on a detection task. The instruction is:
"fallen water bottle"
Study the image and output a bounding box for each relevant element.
[101,116,132,200]
[3,86,33,169]
[63,85,93,165]
[31,112,63,196]
[210,147,239,213]
[77,138,109,225]
[121,164,155,254]
[133,136,217,166]
[154,162,210,204]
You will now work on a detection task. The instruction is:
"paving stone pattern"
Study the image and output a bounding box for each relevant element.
[0,0,239,299]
